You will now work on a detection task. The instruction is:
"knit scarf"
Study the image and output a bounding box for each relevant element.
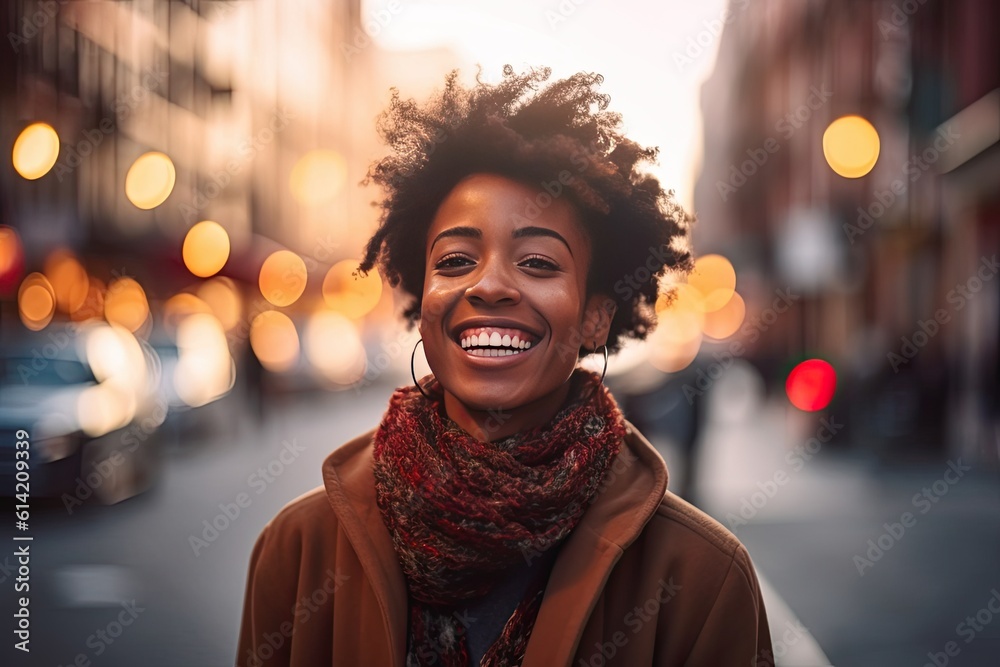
[372,368,626,667]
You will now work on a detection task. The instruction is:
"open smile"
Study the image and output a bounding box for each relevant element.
[450,325,542,363]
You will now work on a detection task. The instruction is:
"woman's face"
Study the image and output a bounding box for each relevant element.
[419,172,611,419]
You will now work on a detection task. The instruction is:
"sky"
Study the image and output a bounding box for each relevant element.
[366,0,732,210]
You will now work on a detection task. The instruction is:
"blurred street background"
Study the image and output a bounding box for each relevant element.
[1,0,998,665]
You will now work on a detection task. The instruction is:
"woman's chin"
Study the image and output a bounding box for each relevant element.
[444,383,526,413]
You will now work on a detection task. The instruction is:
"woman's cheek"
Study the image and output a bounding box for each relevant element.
[420,282,455,327]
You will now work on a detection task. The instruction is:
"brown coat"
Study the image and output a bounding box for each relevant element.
[236,420,773,667]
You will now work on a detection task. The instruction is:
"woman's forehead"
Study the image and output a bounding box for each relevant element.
[426,172,590,252]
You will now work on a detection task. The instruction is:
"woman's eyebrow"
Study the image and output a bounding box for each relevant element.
[430,226,481,252]
[512,226,573,257]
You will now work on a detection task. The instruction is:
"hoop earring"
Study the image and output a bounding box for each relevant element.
[594,343,609,385]
[410,338,434,400]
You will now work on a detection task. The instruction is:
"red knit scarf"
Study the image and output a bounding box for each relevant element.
[372,368,626,666]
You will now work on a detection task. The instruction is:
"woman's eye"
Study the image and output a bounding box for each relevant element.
[520,256,558,271]
[434,254,473,269]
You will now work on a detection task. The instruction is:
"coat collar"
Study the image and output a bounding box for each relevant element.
[322,418,668,667]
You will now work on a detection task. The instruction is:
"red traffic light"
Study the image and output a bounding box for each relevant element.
[786,359,837,412]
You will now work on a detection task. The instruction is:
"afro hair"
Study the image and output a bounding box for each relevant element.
[358,65,694,357]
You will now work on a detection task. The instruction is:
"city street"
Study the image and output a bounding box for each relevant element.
[3,371,997,666]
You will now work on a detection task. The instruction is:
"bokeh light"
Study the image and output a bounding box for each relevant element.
[0,226,26,295]
[79,324,147,436]
[70,277,106,322]
[786,358,838,411]
[12,122,60,180]
[104,277,150,332]
[125,151,176,209]
[290,149,347,206]
[259,250,307,306]
[649,283,706,372]
[648,322,703,373]
[174,313,235,407]
[322,260,382,319]
[77,383,133,437]
[687,254,737,312]
[823,115,880,178]
[163,293,213,334]
[304,310,367,385]
[183,221,231,277]
[703,292,746,340]
[655,283,706,345]
[197,277,242,331]
[18,272,56,331]
[249,310,299,372]
[44,248,90,314]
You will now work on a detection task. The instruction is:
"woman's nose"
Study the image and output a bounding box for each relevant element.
[464,257,520,306]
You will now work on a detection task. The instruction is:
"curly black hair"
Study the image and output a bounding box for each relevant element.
[357,65,694,357]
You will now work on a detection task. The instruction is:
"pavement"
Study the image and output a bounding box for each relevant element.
[648,362,1000,666]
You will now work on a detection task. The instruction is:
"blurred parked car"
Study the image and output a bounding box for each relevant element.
[0,323,164,506]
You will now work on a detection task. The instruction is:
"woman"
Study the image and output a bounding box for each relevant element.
[237,66,772,667]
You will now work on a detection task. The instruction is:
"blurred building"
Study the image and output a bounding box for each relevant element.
[0,0,382,284]
[695,0,999,462]
[0,0,468,400]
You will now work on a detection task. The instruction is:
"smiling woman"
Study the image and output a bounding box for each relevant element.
[236,65,773,667]
[419,173,605,441]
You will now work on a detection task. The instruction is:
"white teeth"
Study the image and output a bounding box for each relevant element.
[465,348,523,357]
[458,328,537,354]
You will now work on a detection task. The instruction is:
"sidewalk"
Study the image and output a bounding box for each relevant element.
[658,365,1000,666]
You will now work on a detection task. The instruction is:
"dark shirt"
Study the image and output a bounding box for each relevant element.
[461,546,560,666]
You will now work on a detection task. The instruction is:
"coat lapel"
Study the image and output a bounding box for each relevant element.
[323,428,408,667]
[522,420,669,667]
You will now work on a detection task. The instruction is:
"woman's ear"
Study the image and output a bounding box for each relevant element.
[581,293,617,349]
